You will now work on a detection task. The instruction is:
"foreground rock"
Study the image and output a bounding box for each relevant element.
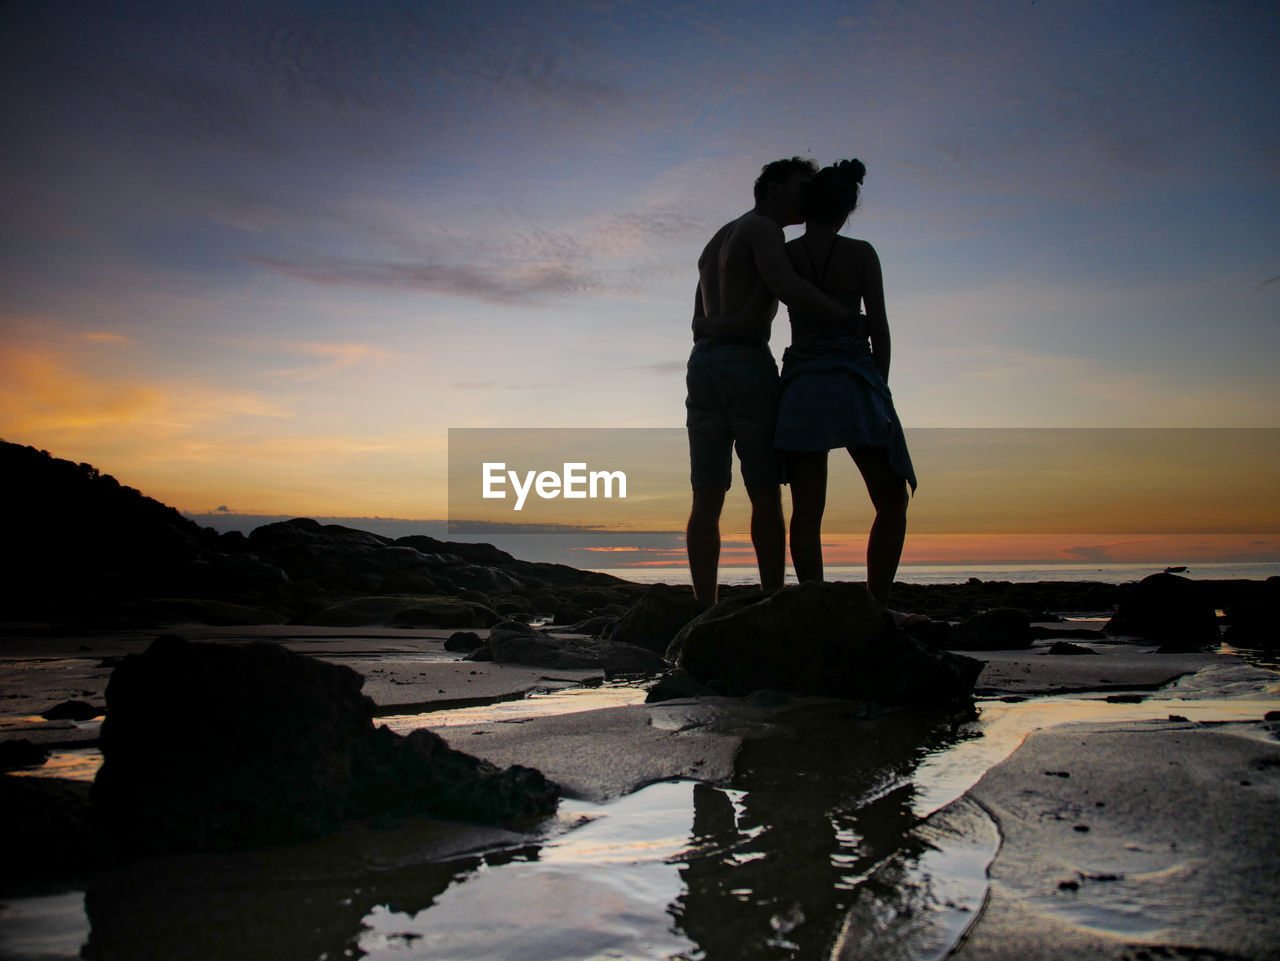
[668,582,982,705]
[0,739,51,772]
[1224,577,1280,649]
[954,607,1033,650]
[1105,572,1219,646]
[92,635,558,854]
[1,775,107,881]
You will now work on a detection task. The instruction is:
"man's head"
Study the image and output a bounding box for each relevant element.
[753,157,818,225]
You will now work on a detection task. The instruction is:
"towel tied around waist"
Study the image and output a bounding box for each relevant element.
[776,334,916,492]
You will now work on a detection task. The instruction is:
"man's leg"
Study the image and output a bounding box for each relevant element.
[785,451,828,583]
[687,486,726,605]
[746,483,785,593]
[685,344,732,607]
[851,446,908,606]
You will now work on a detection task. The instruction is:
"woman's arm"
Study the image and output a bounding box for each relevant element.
[862,244,890,382]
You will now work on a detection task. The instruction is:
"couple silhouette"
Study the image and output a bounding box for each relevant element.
[686,157,916,608]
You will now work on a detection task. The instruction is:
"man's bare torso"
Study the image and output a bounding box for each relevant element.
[695,212,778,342]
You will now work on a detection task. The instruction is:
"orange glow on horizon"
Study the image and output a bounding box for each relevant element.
[587,532,1280,568]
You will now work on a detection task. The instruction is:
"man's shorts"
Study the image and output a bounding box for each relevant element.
[685,340,783,490]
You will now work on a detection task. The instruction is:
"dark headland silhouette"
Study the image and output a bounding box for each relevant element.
[2,439,1273,644]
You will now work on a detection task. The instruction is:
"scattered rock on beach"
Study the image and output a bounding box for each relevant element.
[484,621,664,674]
[572,588,626,608]
[668,582,982,705]
[1224,600,1274,647]
[1224,579,1280,649]
[562,615,619,637]
[0,739,51,772]
[898,616,958,650]
[552,602,590,625]
[953,607,1033,650]
[41,699,101,721]
[444,630,485,652]
[1046,641,1099,656]
[92,635,559,854]
[608,583,706,654]
[494,595,535,616]
[351,726,558,826]
[645,670,717,703]
[1105,573,1219,646]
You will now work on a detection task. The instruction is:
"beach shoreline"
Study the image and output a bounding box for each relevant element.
[2,598,1277,961]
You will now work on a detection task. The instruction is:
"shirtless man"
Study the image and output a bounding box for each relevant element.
[685,157,866,604]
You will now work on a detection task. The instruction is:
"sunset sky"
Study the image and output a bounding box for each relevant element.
[2,0,1277,568]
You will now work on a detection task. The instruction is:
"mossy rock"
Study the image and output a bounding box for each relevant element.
[379,571,438,594]
[307,595,500,628]
[530,592,561,614]
[150,598,285,626]
[572,588,626,608]
[495,595,535,615]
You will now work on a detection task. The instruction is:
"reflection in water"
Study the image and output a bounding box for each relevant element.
[79,829,537,961]
[673,704,968,960]
[0,892,91,960]
[355,783,696,959]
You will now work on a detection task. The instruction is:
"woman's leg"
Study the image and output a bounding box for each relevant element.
[850,446,908,606]
[786,450,828,582]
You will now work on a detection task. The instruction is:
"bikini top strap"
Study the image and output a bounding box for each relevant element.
[817,236,839,289]
[801,237,840,290]
[800,238,820,282]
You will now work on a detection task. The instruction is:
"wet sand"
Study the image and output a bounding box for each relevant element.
[947,718,1280,961]
[2,622,1278,960]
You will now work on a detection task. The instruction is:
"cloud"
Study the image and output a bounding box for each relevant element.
[83,332,132,343]
[1060,539,1150,563]
[447,520,612,533]
[246,187,709,306]
[899,339,1280,427]
[249,254,600,304]
[1254,275,1280,294]
[266,341,395,382]
[627,360,687,374]
[567,204,708,258]
[448,380,560,391]
[0,345,291,438]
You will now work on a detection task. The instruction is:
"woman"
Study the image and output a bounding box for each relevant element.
[774,159,916,606]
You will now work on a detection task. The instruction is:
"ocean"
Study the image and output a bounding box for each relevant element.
[589,561,1280,586]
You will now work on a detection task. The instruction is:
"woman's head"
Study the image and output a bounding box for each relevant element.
[802,158,866,226]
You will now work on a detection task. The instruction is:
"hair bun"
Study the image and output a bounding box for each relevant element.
[801,159,865,222]
[834,158,866,185]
